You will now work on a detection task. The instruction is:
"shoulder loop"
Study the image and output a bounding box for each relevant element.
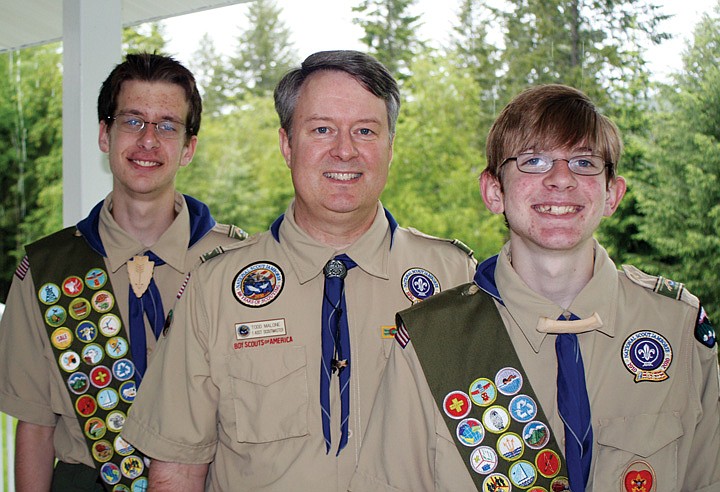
[451,238,474,258]
[214,222,248,240]
[405,227,475,259]
[621,264,699,308]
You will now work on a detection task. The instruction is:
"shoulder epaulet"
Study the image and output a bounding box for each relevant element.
[621,264,699,308]
[405,227,475,258]
[199,232,260,264]
[622,265,717,348]
[213,223,249,241]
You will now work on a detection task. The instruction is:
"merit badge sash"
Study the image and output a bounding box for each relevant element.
[398,283,569,491]
[26,227,148,491]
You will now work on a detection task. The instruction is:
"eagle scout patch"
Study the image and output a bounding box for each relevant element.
[401,267,440,303]
[623,460,657,492]
[622,330,672,382]
[233,262,284,307]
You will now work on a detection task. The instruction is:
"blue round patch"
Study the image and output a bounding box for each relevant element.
[113,359,135,381]
[233,262,284,307]
[402,268,441,303]
[622,330,672,382]
[456,417,485,447]
[509,394,537,423]
[495,367,523,396]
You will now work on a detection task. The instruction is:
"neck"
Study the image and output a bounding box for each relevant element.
[509,239,595,309]
[110,190,177,248]
[293,202,378,249]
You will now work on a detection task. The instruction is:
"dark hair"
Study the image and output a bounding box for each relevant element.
[97,53,202,138]
[486,84,622,182]
[274,50,400,140]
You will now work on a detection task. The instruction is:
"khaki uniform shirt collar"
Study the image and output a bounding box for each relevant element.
[99,192,191,274]
[496,239,617,352]
[279,199,392,284]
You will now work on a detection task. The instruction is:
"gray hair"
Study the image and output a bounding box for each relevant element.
[274,50,400,141]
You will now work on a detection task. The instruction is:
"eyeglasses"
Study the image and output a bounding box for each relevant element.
[108,113,186,140]
[502,153,609,176]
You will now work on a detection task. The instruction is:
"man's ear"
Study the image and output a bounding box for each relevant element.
[98,120,110,153]
[604,176,627,216]
[279,128,292,169]
[480,171,505,214]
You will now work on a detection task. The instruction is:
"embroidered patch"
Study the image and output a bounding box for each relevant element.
[401,268,440,303]
[85,268,108,290]
[456,417,485,447]
[469,377,497,407]
[84,417,107,440]
[483,406,511,434]
[106,411,126,433]
[235,319,287,340]
[99,314,122,337]
[523,421,550,449]
[114,434,135,456]
[695,306,717,348]
[381,325,397,339]
[443,390,472,419]
[535,449,561,478]
[45,305,67,327]
[497,432,523,460]
[51,327,73,350]
[91,440,113,463]
[82,344,104,365]
[623,460,656,492]
[69,297,91,320]
[509,460,537,488]
[509,394,537,423]
[100,462,121,485]
[106,337,129,359]
[91,291,114,314]
[495,367,523,395]
[622,331,672,382]
[232,262,284,307]
[653,276,683,299]
[550,476,570,491]
[482,473,511,491]
[121,455,144,479]
[90,365,112,389]
[470,446,498,475]
[97,389,119,411]
[59,350,81,372]
[38,282,60,305]
[67,372,89,395]
[15,256,29,280]
[62,275,84,297]
[395,322,410,348]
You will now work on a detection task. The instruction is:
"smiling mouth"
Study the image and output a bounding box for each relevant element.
[324,172,361,181]
[533,205,581,215]
[132,159,161,168]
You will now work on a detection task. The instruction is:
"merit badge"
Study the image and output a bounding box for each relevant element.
[509,394,537,423]
[106,411,126,433]
[90,365,112,388]
[457,417,485,447]
[106,336,129,358]
[69,297,91,320]
[523,421,550,449]
[38,283,60,305]
[84,417,107,440]
[497,432,524,461]
[100,462,121,485]
[623,460,656,492]
[483,473,511,492]
[470,446,499,475]
[121,455,144,479]
[92,291,115,313]
[92,439,114,463]
[85,268,108,290]
[132,477,148,491]
[401,268,440,303]
[113,359,135,381]
[509,460,537,488]
[45,305,67,327]
[622,331,672,382]
[97,388,120,411]
[119,381,137,403]
[114,434,135,456]
[443,390,472,419]
[551,476,570,491]
[483,405,511,433]
[76,394,97,417]
[535,449,561,478]
[62,275,84,297]
[59,350,81,372]
[99,314,122,337]
[469,377,497,407]
[495,367,523,395]
[51,327,73,350]
[67,372,89,395]
[76,321,98,343]
[82,344,104,365]
[233,262,284,307]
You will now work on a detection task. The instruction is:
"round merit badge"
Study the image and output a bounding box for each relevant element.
[509,460,537,488]
[470,446,498,475]
[495,367,523,395]
[233,262,284,307]
[85,268,108,290]
[457,417,485,447]
[469,377,497,407]
[443,390,472,419]
[401,268,440,303]
[622,330,672,382]
[38,283,60,305]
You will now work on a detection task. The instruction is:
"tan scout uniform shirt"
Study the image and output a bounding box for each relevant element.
[0,192,242,467]
[350,241,720,492]
[122,201,477,492]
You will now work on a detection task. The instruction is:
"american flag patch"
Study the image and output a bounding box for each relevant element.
[395,321,410,348]
[176,272,191,299]
[15,256,29,280]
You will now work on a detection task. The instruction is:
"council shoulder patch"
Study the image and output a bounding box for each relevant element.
[695,306,717,348]
[232,262,284,307]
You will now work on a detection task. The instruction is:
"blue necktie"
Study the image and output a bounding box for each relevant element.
[556,315,593,492]
[320,254,357,455]
[128,251,165,384]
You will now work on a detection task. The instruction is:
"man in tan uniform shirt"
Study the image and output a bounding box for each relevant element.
[351,85,720,491]
[121,50,477,491]
[0,53,245,491]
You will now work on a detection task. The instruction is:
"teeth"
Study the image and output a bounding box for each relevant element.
[133,160,160,168]
[534,205,579,215]
[324,172,360,181]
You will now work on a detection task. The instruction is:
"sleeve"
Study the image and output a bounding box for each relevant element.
[122,271,219,464]
[349,337,440,492]
[0,264,59,426]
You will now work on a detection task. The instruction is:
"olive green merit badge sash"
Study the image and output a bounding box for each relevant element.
[26,227,149,491]
[398,283,570,492]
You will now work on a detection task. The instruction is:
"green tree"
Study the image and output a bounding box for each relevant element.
[188,34,233,117]
[352,0,425,79]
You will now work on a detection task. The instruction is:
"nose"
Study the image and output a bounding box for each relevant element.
[330,132,359,161]
[543,159,577,189]
[136,123,160,150]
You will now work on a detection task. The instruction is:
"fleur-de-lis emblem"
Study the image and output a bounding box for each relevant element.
[637,342,657,366]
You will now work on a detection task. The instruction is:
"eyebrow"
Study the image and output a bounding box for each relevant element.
[302,115,383,126]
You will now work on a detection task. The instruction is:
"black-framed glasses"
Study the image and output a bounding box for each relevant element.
[503,153,609,176]
[108,113,186,140]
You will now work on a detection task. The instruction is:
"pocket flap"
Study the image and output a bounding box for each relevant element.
[228,346,306,386]
[596,412,683,457]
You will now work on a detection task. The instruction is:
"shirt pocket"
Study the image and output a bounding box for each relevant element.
[227,345,309,443]
[593,412,683,491]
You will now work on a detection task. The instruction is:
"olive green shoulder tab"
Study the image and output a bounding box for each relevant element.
[621,264,699,309]
[405,227,475,258]
[214,223,249,240]
[199,232,259,264]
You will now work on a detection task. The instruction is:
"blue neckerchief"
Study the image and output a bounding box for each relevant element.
[474,254,502,304]
[270,207,399,247]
